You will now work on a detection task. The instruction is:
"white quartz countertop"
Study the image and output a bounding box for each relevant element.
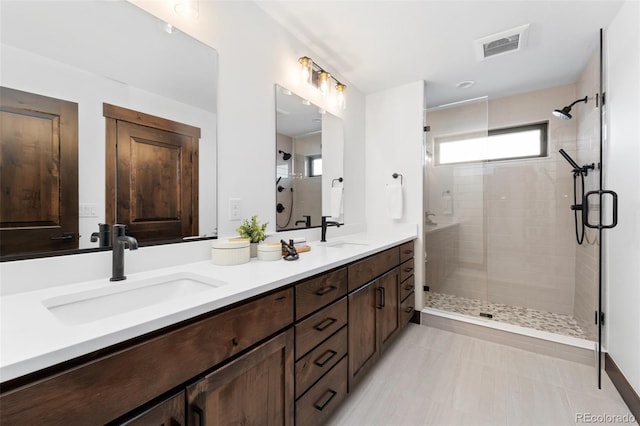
[0,228,416,382]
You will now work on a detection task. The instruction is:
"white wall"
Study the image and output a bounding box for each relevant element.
[604,0,640,395]
[127,0,366,239]
[1,1,366,293]
[366,81,425,308]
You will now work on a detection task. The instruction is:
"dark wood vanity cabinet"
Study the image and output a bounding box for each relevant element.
[347,242,415,390]
[120,391,185,426]
[398,240,416,328]
[294,267,349,426]
[0,240,416,426]
[186,330,294,426]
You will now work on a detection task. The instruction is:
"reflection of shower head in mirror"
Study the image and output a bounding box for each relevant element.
[278,150,291,161]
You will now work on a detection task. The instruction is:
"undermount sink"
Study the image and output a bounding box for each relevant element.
[43,273,226,326]
[324,240,370,249]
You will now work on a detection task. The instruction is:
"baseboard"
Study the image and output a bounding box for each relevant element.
[422,309,596,366]
[605,353,640,420]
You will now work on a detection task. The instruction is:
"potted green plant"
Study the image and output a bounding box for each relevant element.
[237,215,268,257]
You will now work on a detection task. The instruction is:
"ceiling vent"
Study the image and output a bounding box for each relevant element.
[474,24,530,61]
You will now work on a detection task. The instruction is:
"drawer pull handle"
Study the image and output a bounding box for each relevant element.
[403,267,413,273]
[403,250,413,255]
[314,349,338,367]
[232,337,239,346]
[404,284,413,291]
[314,317,337,331]
[376,287,385,309]
[275,295,287,301]
[315,285,337,296]
[405,307,413,313]
[314,389,338,411]
[192,405,205,426]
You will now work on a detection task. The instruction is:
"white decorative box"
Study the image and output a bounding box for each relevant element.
[257,243,282,261]
[211,239,250,266]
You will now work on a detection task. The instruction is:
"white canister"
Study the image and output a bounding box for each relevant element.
[257,242,282,261]
[211,239,250,266]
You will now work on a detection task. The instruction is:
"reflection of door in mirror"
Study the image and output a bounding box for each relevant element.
[104,104,199,243]
[0,87,79,256]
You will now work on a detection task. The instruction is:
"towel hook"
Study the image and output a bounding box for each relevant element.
[332,177,344,187]
[392,173,403,185]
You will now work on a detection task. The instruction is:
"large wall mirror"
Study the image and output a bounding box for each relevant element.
[0,1,218,259]
[275,85,344,231]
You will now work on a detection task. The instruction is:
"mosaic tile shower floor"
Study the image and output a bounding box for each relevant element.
[424,291,590,340]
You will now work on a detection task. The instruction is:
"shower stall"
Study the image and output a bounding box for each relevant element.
[422,45,606,347]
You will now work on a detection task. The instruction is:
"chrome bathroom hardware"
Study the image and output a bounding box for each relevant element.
[332,177,343,187]
[391,173,403,185]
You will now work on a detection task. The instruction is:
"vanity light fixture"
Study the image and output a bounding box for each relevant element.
[298,56,347,110]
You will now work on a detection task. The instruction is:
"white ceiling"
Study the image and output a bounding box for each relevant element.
[0,1,218,113]
[257,1,624,107]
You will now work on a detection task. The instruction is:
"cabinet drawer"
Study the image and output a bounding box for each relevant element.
[399,240,415,263]
[296,267,348,320]
[348,247,399,292]
[296,297,347,360]
[400,291,415,326]
[400,274,415,302]
[0,288,293,426]
[296,356,348,426]
[296,326,347,399]
[399,258,414,283]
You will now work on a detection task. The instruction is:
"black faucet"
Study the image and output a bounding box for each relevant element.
[110,224,138,281]
[90,223,111,248]
[295,215,311,227]
[321,216,341,242]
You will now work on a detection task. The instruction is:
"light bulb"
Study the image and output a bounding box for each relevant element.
[299,57,313,86]
[174,0,198,17]
[318,71,331,96]
[335,83,346,110]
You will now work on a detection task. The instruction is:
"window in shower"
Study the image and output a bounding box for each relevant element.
[436,121,548,165]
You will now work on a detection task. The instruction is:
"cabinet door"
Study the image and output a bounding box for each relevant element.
[378,268,399,350]
[186,330,294,426]
[120,391,185,426]
[348,280,378,389]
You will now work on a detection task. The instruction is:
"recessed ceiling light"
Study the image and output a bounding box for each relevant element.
[456,80,475,89]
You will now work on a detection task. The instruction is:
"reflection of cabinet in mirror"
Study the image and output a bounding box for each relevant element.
[0,87,79,256]
[104,104,199,243]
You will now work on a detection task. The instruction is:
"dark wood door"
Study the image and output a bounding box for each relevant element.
[104,103,199,243]
[378,268,400,350]
[0,86,78,256]
[186,330,294,426]
[348,280,378,390]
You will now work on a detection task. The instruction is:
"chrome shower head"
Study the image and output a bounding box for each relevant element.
[552,96,588,120]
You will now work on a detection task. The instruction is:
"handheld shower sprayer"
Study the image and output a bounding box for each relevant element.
[558,149,596,245]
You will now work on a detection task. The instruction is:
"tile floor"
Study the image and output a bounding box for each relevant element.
[327,324,636,426]
[424,292,589,340]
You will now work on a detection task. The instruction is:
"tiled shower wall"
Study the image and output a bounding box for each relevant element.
[426,84,592,318]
